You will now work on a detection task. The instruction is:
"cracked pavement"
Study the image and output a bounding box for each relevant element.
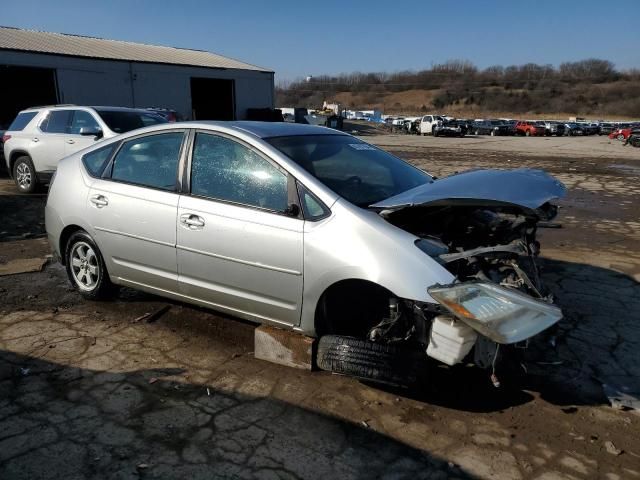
[1,135,640,479]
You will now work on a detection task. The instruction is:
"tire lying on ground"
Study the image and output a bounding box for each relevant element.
[317,335,426,386]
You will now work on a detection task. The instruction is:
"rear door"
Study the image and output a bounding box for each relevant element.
[32,110,71,171]
[177,131,304,326]
[87,130,186,292]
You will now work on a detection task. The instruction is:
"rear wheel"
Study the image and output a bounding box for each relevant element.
[13,156,37,194]
[317,335,426,386]
[525,130,531,137]
[617,134,625,141]
[65,231,117,300]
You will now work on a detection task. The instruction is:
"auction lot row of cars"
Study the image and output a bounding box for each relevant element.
[2,102,570,387]
[387,114,640,141]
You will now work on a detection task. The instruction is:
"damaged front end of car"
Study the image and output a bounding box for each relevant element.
[367,168,566,384]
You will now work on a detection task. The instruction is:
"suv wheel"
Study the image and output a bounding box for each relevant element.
[13,156,37,194]
[65,231,117,299]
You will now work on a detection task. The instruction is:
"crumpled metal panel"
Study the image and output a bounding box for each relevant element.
[370,168,566,212]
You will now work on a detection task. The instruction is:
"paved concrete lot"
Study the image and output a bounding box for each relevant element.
[1,135,640,479]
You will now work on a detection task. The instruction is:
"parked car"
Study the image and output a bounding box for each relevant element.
[515,121,544,137]
[146,108,182,122]
[580,123,599,135]
[564,123,585,136]
[3,106,167,193]
[419,114,445,135]
[597,122,617,136]
[433,119,464,137]
[45,121,565,386]
[543,121,566,136]
[471,120,512,136]
[625,132,640,148]
[445,118,472,136]
[608,127,637,141]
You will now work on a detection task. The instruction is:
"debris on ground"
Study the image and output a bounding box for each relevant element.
[601,382,640,410]
[132,305,171,324]
[0,257,48,276]
[604,440,623,456]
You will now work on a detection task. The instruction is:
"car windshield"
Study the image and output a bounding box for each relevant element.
[96,110,167,133]
[266,135,432,207]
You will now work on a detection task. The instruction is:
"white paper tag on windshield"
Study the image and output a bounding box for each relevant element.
[349,143,376,151]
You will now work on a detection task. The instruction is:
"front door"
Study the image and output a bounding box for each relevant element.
[64,109,104,156]
[177,131,304,326]
[87,131,185,292]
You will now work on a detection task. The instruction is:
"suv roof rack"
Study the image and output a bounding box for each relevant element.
[27,104,77,109]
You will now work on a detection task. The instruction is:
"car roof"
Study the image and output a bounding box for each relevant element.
[189,121,348,139]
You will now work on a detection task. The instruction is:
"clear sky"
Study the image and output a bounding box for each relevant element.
[2,0,638,82]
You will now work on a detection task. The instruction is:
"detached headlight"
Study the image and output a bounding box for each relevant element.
[428,282,562,344]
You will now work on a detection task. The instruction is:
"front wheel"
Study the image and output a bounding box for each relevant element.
[617,134,625,141]
[317,335,427,387]
[525,130,531,137]
[65,231,117,300]
[13,156,38,194]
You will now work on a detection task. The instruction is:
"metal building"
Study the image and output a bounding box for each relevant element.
[0,26,274,129]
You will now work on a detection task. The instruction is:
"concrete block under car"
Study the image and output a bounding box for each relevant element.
[254,325,315,370]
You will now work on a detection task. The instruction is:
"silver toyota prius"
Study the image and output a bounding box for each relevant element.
[46,121,566,385]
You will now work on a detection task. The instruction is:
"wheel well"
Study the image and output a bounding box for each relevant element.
[314,279,393,337]
[58,225,85,265]
[8,151,30,175]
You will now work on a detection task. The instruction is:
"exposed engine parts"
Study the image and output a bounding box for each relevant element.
[368,203,561,384]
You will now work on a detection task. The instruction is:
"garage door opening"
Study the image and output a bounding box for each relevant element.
[190,78,235,121]
[0,65,58,129]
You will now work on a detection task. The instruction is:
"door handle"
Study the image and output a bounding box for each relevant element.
[180,213,205,228]
[66,139,75,144]
[90,195,108,208]
[32,137,39,142]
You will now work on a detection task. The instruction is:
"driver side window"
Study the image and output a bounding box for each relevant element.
[69,110,101,135]
[191,133,289,213]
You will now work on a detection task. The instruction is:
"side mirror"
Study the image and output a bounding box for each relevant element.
[79,127,103,139]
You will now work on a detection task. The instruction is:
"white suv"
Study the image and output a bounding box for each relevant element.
[3,105,167,193]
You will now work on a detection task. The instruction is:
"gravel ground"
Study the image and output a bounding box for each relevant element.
[1,135,639,479]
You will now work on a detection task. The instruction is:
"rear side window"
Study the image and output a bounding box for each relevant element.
[41,110,72,133]
[82,144,117,178]
[8,112,38,131]
[110,132,183,191]
[96,110,167,133]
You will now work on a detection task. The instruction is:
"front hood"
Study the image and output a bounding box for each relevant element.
[370,168,566,216]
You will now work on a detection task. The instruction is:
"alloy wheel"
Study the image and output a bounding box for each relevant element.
[70,241,100,291]
[16,162,32,190]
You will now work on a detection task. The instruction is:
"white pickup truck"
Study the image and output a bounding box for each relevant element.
[419,114,446,135]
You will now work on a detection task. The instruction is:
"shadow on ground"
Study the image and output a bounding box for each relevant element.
[0,185,47,242]
[0,349,476,480]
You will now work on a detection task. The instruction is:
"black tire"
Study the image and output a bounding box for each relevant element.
[525,130,531,137]
[65,231,117,300]
[13,156,37,194]
[317,335,426,386]
[474,129,480,135]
